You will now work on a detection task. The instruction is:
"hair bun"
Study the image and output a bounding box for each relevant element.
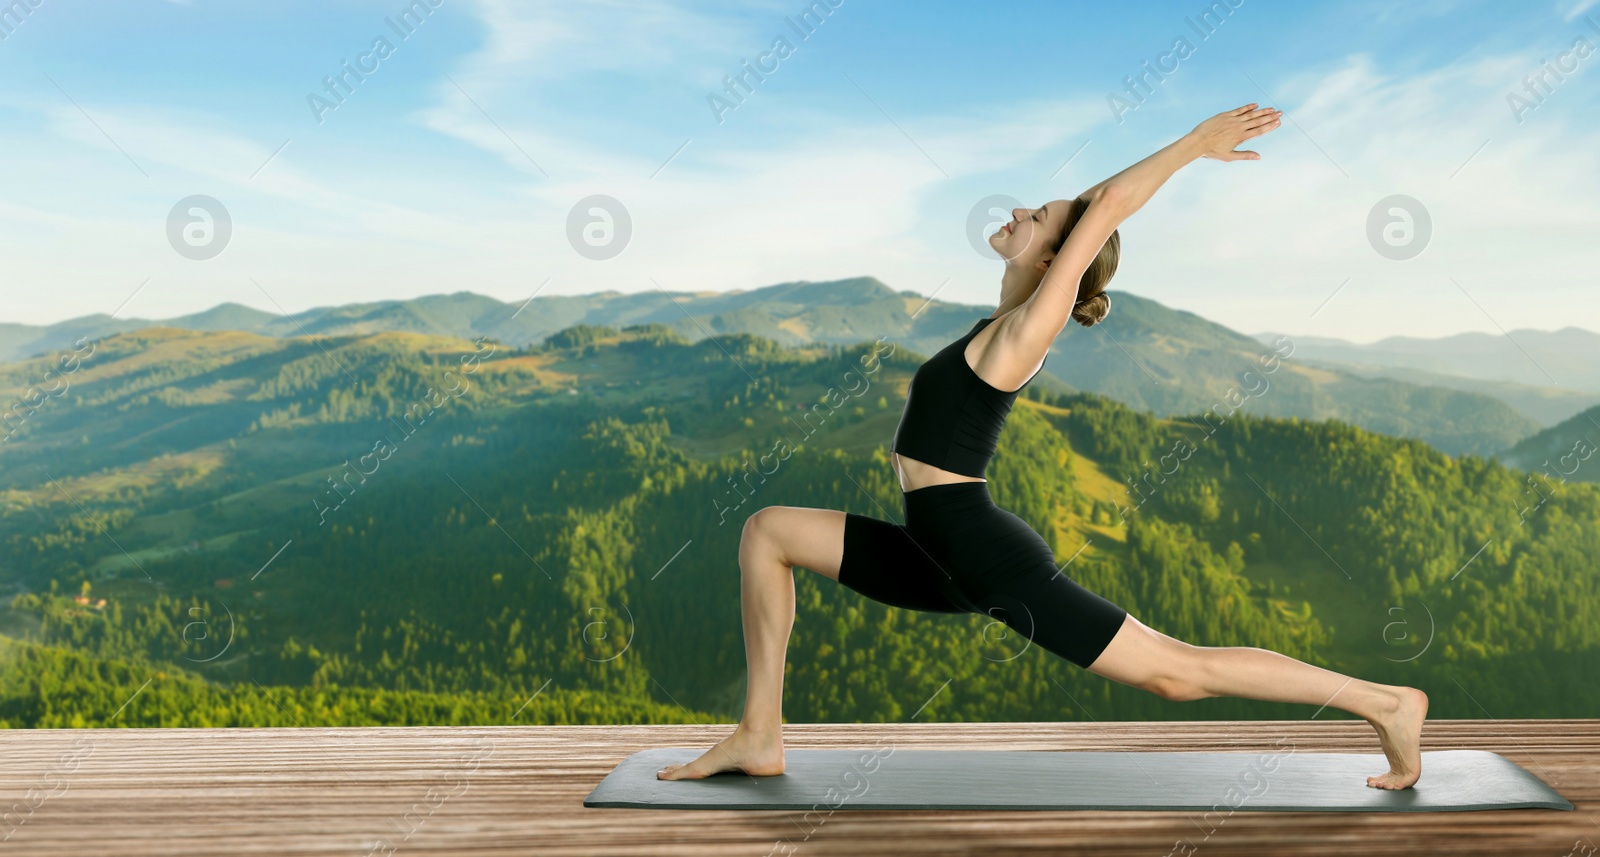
[1071,292,1111,327]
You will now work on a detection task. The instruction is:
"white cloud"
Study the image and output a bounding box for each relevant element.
[1102,51,1600,342]
[1561,0,1600,22]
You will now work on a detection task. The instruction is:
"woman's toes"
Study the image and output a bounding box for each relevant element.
[1366,771,1411,790]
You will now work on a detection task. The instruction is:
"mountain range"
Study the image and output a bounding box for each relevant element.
[6,276,1591,457]
[1252,327,1600,392]
[1251,329,1600,428]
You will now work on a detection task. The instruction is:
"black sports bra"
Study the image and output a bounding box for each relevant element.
[891,315,1046,479]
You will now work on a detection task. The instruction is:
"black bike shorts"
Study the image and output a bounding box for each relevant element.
[837,480,1127,669]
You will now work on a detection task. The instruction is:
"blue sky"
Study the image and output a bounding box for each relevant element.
[2,0,1598,341]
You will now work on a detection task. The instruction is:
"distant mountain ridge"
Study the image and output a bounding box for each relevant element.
[0,277,1548,456]
[1251,328,1600,392]
[0,278,919,362]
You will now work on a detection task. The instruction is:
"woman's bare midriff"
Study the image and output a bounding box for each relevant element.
[892,452,985,493]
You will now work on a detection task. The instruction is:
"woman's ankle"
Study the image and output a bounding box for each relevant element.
[1353,683,1403,721]
[736,718,784,740]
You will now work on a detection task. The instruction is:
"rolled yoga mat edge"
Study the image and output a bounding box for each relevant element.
[584,748,1573,812]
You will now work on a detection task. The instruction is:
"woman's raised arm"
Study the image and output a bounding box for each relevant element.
[1077,103,1282,201]
[1012,103,1282,349]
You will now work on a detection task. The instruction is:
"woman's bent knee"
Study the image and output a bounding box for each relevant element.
[740,506,778,556]
[738,505,850,582]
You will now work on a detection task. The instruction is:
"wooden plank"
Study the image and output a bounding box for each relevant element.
[0,720,1593,856]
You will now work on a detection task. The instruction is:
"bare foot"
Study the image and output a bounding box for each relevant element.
[657,725,785,780]
[1365,686,1428,789]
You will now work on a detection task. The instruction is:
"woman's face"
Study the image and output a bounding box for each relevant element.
[988,199,1068,270]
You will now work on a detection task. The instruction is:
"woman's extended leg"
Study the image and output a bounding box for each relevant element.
[657,505,848,781]
[1086,614,1429,789]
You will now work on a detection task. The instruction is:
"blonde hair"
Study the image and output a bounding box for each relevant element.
[1051,198,1121,327]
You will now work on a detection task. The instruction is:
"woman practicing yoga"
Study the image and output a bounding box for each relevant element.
[658,104,1429,789]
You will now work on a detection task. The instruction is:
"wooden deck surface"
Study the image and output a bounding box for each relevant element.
[0,719,1593,856]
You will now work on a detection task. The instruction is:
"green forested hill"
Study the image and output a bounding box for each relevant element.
[1,321,1595,728]
[1498,403,1600,483]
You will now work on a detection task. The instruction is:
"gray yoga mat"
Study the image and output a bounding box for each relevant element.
[585,748,1573,812]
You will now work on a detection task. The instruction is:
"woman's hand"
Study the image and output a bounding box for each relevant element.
[1189,103,1282,161]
